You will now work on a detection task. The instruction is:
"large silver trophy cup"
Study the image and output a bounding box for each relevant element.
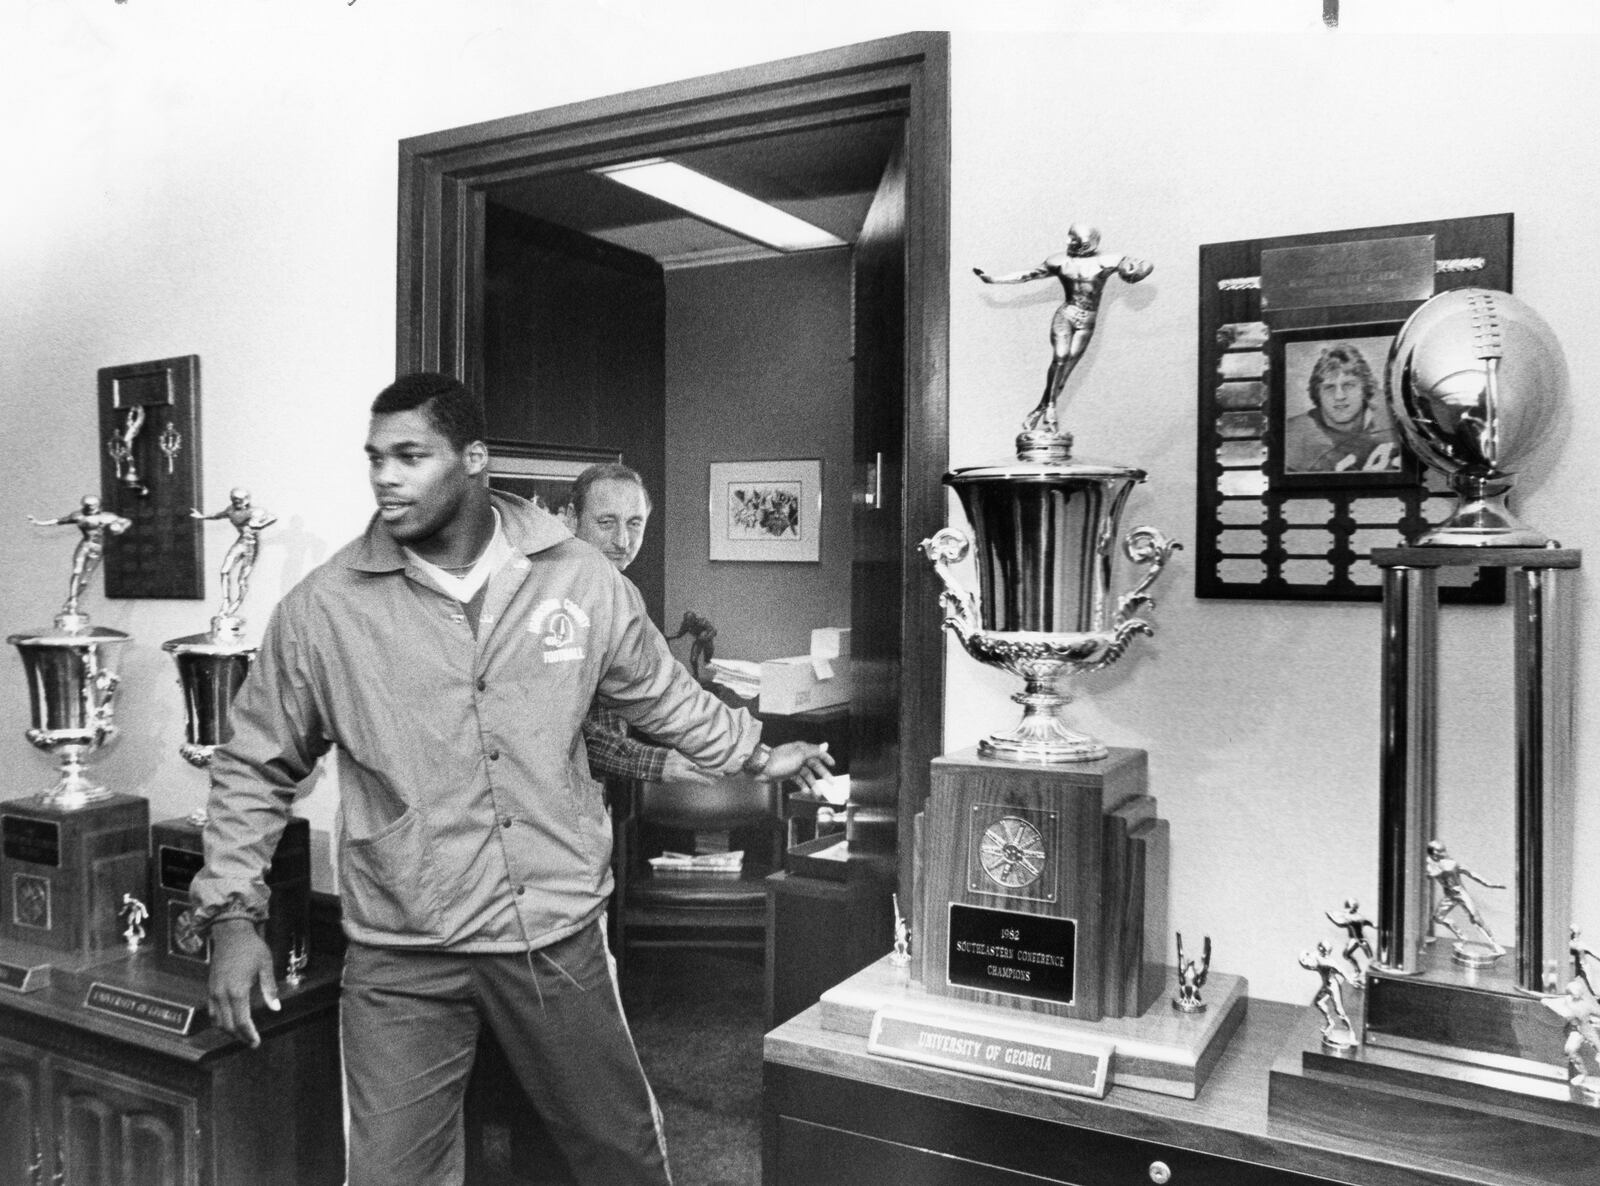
[9,496,133,809]
[925,226,1178,763]
[1386,287,1566,546]
[163,489,273,823]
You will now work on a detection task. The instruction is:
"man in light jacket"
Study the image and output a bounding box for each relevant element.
[191,372,832,1186]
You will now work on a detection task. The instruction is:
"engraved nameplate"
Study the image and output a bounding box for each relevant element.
[1260,235,1435,311]
[2,815,61,867]
[83,981,198,1035]
[0,961,50,993]
[159,844,205,892]
[947,903,1076,1006]
[868,1007,1110,1097]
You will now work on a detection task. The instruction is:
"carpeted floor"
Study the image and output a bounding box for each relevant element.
[464,944,768,1185]
[622,946,767,1186]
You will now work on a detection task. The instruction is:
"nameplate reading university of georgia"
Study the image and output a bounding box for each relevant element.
[83,982,198,1035]
[868,1007,1111,1097]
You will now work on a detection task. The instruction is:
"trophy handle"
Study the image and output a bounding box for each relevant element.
[1113,526,1181,627]
[919,528,981,645]
[90,664,120,746]
[1077,526,1180,676]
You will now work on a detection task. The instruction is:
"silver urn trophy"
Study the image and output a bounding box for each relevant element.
[163,488,275,823]
[9,496,133,808]
[924,226,1178,763]
[1386,287,1566,546]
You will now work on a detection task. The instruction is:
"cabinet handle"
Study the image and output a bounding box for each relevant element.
[52,1131,64,1186]
[1148,1161,1172,1185]
[27,1124,42,1186]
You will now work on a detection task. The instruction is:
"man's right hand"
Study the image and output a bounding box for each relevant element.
[208,917,281,1048]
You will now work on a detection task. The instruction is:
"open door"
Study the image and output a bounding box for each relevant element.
[848,136,906,838]
[397,33,950,907]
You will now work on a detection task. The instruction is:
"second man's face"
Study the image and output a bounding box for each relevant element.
[571,478,650,571]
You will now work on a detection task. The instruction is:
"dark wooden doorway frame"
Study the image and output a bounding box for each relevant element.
[395,32,950,905]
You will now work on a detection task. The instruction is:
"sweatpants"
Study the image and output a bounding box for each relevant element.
[340,919,671,1186]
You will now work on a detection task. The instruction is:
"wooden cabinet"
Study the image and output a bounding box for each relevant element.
[765,998,1567,1186]
[0,948,344,1186]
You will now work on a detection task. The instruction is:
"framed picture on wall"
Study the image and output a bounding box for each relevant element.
[1269,322,1416,489]
[707,459,822,562]
[486,440,621,516]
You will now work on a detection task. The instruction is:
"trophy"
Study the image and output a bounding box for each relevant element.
[924,226,1179,763]
[1385,287,1566,546]
[1271,291,1595,1169]
[809,229,1239,1103]
[9,496,133,807]
[155,489,309,982]
[1,498,148,990]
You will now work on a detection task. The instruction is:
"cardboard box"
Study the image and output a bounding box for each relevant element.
[810,626,852,660]
[760,654,853,715]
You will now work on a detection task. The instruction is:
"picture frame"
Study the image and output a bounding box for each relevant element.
[1195,213,1511,604]
[1269,321,1417,490]
[486,440,621,516]
[707,459,822,563]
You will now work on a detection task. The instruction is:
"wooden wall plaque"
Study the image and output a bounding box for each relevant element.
[97,355,204,600]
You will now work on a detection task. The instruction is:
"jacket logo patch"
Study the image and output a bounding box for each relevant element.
[529,598,590,664]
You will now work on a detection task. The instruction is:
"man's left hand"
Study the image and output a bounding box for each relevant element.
[762,742,834,790]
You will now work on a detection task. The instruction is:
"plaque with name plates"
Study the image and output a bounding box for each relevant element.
[919,747,1167,1023]
[0,793,150,992]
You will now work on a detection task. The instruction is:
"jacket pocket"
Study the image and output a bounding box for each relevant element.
[340,809,445,935]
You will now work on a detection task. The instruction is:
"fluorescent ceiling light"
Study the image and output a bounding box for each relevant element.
[595,158,846,253]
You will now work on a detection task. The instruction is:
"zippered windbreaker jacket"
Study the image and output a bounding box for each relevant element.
[190,492,762,951]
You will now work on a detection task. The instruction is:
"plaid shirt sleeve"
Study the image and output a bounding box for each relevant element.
[582,704,670,783]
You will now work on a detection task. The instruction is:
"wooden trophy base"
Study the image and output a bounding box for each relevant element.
[149,814,312,979]
[0,792,150,992]
[1268,994,1600,1177]
[916,747,1168,1023]
[821,954,1247,1099]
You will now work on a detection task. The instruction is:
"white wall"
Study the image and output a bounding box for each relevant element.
[3,1,1597,1002]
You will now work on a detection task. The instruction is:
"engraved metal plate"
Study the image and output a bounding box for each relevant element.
[947,902,1077,1007]
[158,844,205,892]
[967,803,1056,903]
[0,962,50,993]
[83,981,198,1035]
[1261,235,1435,311]
[869,1007,1110,1097]
[2,815,61,867]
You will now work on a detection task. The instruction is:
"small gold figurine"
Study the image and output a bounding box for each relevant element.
[191,488,277,629]
[1300,941,1358,1050]
[889,894,911,968]
[974,224,1153,439]
[27,495,132,628]
[1424,840,1506,966]
[1173,932,1210,1013]
[1325,898,1375,984]
[120,893,148,951]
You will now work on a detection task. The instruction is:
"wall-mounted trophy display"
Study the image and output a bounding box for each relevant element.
[1269,289,1598,1168]
[815,228,1244,1101]
[1,499,148,993]
[155,489,310,984]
